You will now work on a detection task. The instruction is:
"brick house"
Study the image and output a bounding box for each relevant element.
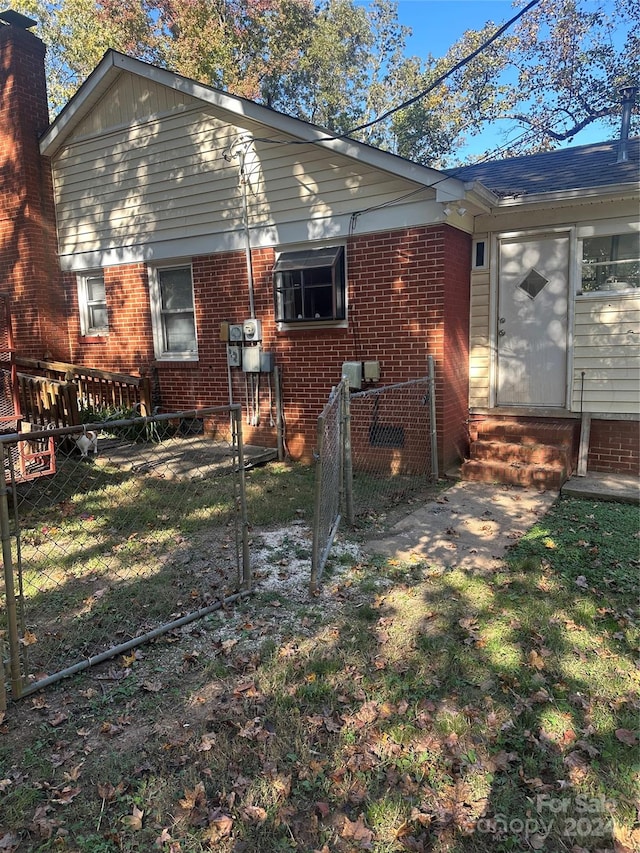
[1,15,638,481]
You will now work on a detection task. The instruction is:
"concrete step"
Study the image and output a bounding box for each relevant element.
[461,458,567,490]
[470,439,572,468]
[469,418,578,448]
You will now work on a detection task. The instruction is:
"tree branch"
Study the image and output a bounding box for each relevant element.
[508,107,615,141]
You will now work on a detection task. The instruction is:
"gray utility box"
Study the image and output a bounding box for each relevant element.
[243,348,274,373]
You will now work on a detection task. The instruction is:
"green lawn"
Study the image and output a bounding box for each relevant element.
[0,490,638,852]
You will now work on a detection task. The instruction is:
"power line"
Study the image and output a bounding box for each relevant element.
[248,0,540,149]
[344,0,541,136]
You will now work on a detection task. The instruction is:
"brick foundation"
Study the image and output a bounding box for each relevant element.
[587,419,640,476]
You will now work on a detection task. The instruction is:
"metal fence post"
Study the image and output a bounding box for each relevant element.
[274,365,285,462]
[428,355,439,480]
[0,635,6,712]
[310,412,325,593]
[233,408,251,590]
[342,379,354,527]
[0,442,23,699]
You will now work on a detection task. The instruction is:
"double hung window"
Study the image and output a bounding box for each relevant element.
[150,265,197,359]
[78,272,108,335]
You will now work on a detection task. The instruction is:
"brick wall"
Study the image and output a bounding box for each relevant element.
[0,23,67,360]
[67,226,471,468]
[441,226,471,469]
[65,265,155,375]
[587,419,640,475]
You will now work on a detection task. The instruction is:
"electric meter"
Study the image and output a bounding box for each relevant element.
[242,318,262,342]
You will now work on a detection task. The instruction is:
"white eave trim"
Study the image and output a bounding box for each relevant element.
[39,50,466,200]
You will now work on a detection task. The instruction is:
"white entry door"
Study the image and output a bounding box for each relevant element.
[497,233,569,407]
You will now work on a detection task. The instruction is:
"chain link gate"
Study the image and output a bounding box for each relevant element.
[311,361,437,590]
[310,379,349,592]
[349,374,436,523]
[0,406,252,706]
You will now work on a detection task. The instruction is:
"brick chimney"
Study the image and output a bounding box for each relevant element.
[0,12,68,359]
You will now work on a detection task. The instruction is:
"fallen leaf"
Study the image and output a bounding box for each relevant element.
[97,781,126,801]
[155,827,172,847]
[528,650,545,671]
[50,785,81,805]
[613,823,640,853]
[197,734,216,752]
[179,781,207,812]
[20,630,38,646]
[241,805,267,823]
[486,750,518,772]
[341,813,374,847]
[314,801,330,819]
[123,805,144,830]
[615,728,639,746]
[0,831,20,851]
[203,811,233,843]
[63,764,83,782]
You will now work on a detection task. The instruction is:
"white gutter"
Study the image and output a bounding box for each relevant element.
[485,182,639,209]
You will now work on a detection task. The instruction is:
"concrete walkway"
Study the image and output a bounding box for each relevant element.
[362,481,558,571]
[561,472,639,504]
[362,473,639,569]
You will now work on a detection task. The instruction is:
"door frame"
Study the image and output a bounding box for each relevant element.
[488,227,576,411]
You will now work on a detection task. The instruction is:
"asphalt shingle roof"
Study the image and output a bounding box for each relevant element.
[447,137,640,197]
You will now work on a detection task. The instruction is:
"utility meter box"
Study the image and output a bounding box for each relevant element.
[242,346,262,372]
[260,351,274,373]
[227,344,241,368]
[229,323,244,343]
[342,361,362,390]
[363,360,380,382]
[242,318,262,342]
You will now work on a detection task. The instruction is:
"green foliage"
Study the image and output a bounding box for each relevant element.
[15,0,638,165]
[78,402,171,443]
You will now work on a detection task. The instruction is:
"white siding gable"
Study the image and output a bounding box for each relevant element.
[51,71,443,271]
[67,74,201,140]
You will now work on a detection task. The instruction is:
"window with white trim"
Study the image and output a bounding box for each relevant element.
[77,272,108,335]
[581,233,639,294]
[273,246,346,323]
[149,264,198,359]
[472,239,488,270]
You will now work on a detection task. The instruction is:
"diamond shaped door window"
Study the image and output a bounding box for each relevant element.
[517,268,549,299]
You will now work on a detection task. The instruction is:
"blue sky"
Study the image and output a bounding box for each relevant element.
[358,0,628,159]
[395,0,520,58]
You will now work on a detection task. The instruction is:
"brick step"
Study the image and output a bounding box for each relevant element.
[470,439,571,467]
[469,419,578,448]
[461,459,567,490]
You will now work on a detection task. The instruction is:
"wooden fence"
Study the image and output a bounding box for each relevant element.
[14,357,153,428]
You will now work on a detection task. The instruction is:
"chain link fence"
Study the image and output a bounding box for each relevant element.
[311,362,437,590]
[1,407,252,706]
